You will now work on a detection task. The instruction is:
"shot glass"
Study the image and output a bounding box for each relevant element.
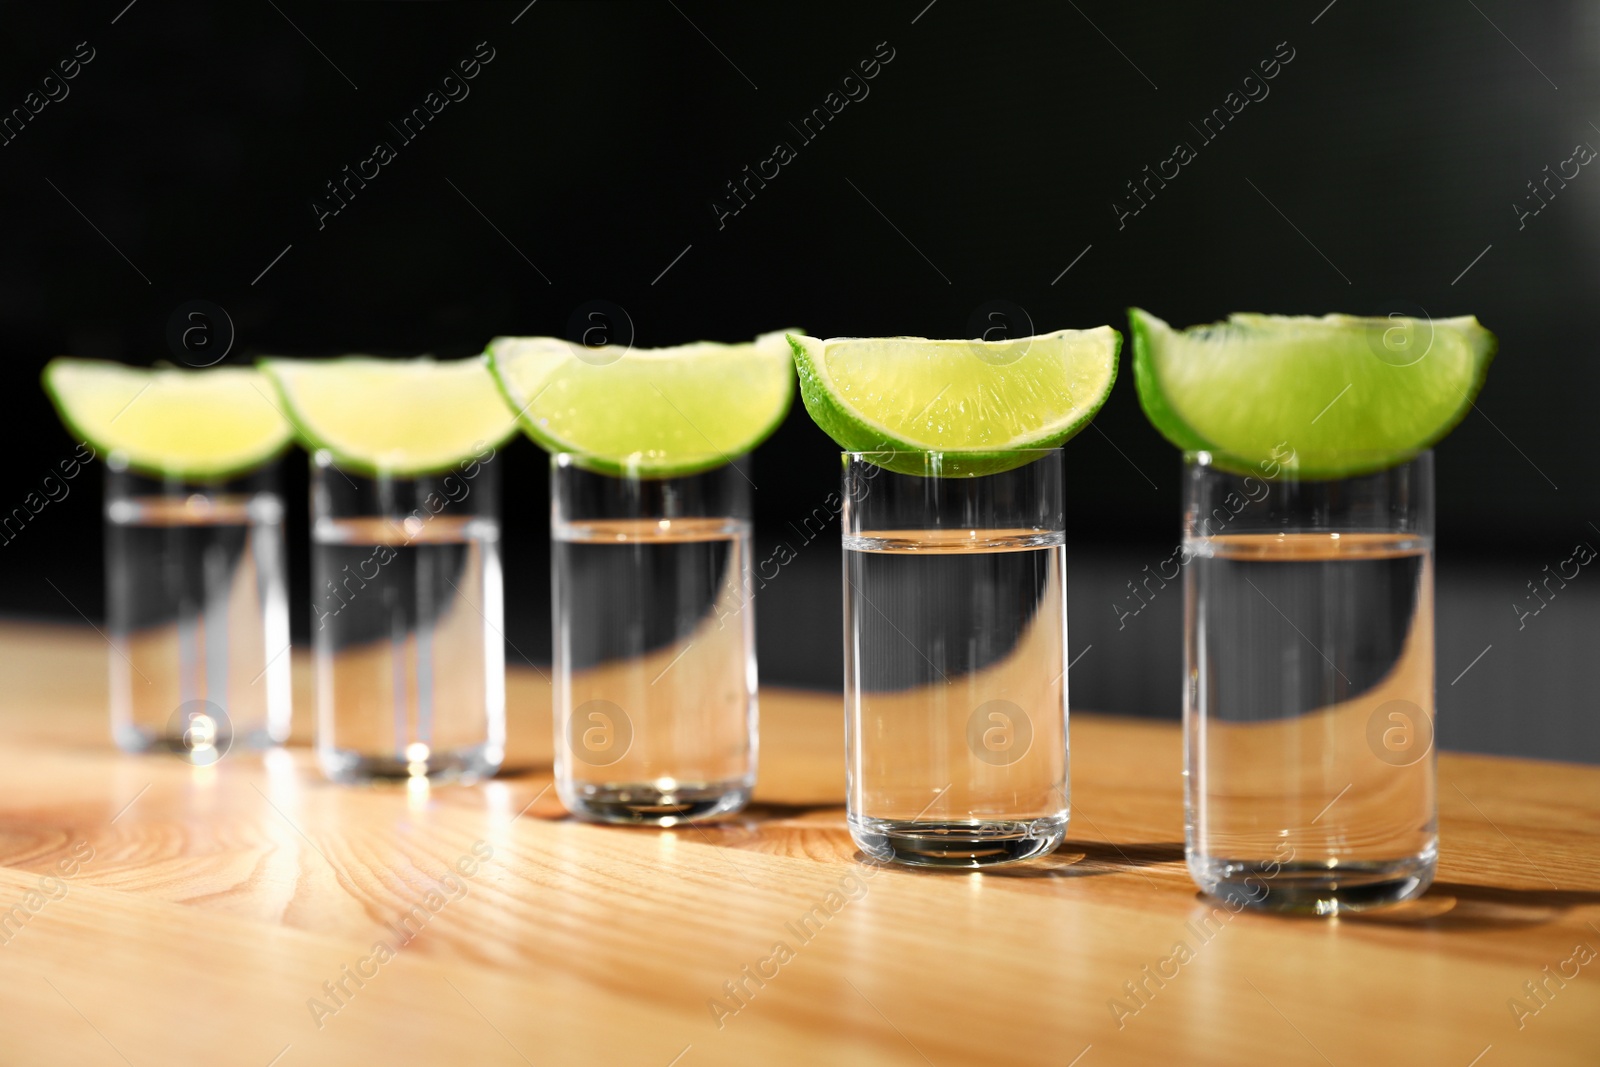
[551,455,757,825]
[311,449,505,783]
[105,458,291,761]
[841,449,1068,867]
[1184,449,1436,914]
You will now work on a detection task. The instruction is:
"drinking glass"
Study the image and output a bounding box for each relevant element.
[551,455,756,825]
[311,449,505,783]
[105,458,291,761]
[841,449,1068,867]
[1184,449,1436,913]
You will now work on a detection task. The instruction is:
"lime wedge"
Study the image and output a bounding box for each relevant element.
[1129,308,1496,477]
[258,356,518,475]
[788,328,1121,476]
[42,358,292,480]
[486,330,795,476]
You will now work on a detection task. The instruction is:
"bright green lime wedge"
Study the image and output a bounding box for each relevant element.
[788,328,1121,476]
[42,359,292,479]
[258,356,518,476]
[1129,308,1496,477]
[486,330,795,476]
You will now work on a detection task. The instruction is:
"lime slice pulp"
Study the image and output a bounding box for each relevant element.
[486,330,795,477]
[258,356,518,476]
[42,359,292,480]
[1129,308,1496,477]
[787,328,1121,476]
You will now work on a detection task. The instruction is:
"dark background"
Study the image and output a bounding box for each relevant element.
[1,1,1595,761]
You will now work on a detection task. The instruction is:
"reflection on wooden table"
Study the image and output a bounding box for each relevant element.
[0,623,1595,1065]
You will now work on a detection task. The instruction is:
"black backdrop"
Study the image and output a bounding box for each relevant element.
[2,1,1596,758]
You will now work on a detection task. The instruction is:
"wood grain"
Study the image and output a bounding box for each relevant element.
[0,621,1596,1066]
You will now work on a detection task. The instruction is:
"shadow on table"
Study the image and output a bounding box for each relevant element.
[654,817,1598,930]
[1339,882,1600,930]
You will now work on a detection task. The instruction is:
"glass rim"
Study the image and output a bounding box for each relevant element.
[549,451,745,478]
[1184,446,1433,475]
[106,453,284,487]
[311,448,498,480]
[842,446,1063,459]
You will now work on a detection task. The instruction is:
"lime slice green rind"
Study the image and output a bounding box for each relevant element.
[258,356,519,477]
[788,328,1121,477]
[1130,308,1496,479]
[486,330,796,478]
[41,359,294,481]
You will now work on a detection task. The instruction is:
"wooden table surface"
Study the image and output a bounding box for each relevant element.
[0,622,1596,1066]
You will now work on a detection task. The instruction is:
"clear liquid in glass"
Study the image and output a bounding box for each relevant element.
[844,528,1069,867]
[106,490,291,757]
[552,516,756,825]
[1186,532,1436,913]
[313,513,505,783]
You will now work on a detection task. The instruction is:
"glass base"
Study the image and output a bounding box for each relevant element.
[319,743,503,785]
[1188,848,1437,915]
[114,724,281,763]
[849,814,1067,868]
[561,780,751,826]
